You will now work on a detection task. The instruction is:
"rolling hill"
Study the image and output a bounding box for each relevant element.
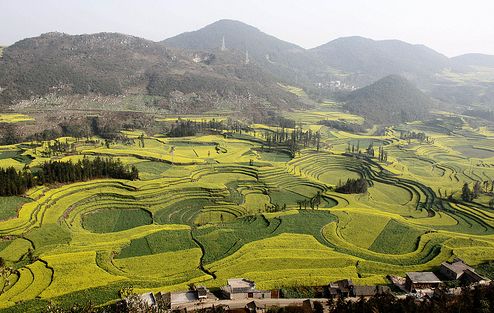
[452,53,494,68]
[163,19,323,86]
[310,36,450,85]
[343,75,432,124]
[0,32,303,117]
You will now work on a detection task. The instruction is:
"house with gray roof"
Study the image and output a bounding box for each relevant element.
[405,272,442,292]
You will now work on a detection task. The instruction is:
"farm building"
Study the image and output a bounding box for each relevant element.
[328,279,390,297]
[354,285,391,297]
[439,259,490,285]
[222,278,272,300]
[154,286,215,309]
[329,279,354,297]
[460,269,491,285]
[405,272,442,292]
[439,259,475,280]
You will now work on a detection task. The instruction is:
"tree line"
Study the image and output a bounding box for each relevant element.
[0,157,138,196]
[460,180,494,207]
[264,127,322,156]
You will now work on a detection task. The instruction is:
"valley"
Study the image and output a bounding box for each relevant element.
[0,16,494,313]
[1,103,494,311]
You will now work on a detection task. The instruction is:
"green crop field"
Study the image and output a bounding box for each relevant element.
[1,111,494,311]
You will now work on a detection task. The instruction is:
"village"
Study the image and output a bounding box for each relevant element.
[123,259,492,312]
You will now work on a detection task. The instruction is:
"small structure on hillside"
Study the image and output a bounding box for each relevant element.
[405,272,442,292]
[222,278,272,300]
[354,285,391,297]
[197,286,209,300]
[460,269,491,285]
[329,279,354,297]
[439,259,491,285]
[440,259,475,280]
[154,285,215,309]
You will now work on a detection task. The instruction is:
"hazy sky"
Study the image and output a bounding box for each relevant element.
[1,0,494,57]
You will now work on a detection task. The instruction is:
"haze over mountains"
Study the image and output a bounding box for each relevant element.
[0,19,493,122]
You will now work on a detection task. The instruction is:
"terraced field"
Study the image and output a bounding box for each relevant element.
[1,113,494,311]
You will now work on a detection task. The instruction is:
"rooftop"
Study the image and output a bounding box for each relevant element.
[406,272,442,283]
[228,278,256,289]
[441,260,474,274]
[170,291,198,304]
[462,269,491,283]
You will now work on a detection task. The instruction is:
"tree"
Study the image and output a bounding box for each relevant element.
[461,183,472,202]
[489,198,494,209]
[473,181,482,199]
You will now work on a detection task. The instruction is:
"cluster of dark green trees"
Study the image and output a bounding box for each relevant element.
[0,157,138,196]
[336,178,368,194]
[318,120,366,133]
[264,127,321,156]
[400,131,434,144]
[0,167,35,197]
[461,181,494,207]
[167,118,226,137]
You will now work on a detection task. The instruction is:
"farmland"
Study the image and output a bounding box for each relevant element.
[1,110,494,311]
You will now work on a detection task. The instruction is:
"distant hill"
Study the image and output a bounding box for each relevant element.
[0,32,303,116]
[343,75,432,124]
[1,21,492,116]
[0,32,173,100]
[162,19,322,85]
[310,36,450,84]
[451,53,494,68]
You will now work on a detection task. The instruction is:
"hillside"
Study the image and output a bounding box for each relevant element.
[311,36,450,85]
[163,19,323,85]
[343,75,432,124]
[452,53,494,68]
[0,32,302,117]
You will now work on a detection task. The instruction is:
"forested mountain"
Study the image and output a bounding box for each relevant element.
[343,75,432,124]
[310,36,450,85]
[0,31,303,117]
[162,19,323,86]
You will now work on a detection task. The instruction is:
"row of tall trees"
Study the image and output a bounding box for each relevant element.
[0,157,139,196]
[167,118,245,137]
[347,141,388,162]
[264,127,321,156]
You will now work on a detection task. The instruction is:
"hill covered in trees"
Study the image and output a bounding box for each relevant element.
[0,32,303,118]
[342,75,432,124]
[310,36,450,85]
[163,19,323,86]
[1,20,494,117]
